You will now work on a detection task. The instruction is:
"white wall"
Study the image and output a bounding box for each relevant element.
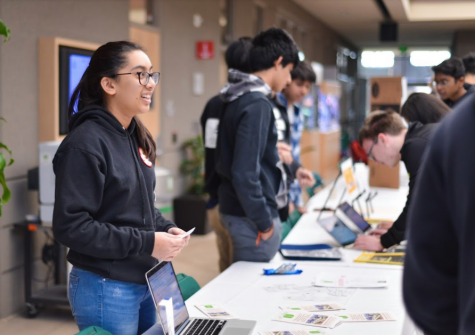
[0,0,129,318]
[155,0,222,195]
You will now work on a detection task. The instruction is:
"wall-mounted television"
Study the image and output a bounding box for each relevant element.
[58,46,94,135]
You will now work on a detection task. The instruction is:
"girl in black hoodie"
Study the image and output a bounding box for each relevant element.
[53,41,189,334]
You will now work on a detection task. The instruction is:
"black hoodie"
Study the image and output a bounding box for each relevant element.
[52,106,175,285]
[216,71,282,232]
[379,121,438,248]
[443,82,475,108]
[404,94,475,334]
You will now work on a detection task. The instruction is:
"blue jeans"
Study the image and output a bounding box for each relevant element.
[220,214,282,263]
[69,267,157,335]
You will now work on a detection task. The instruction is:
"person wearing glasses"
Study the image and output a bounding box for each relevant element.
[52,41,189,334]
[432,57,475,108]
[462,52,475,85]
[354,110,437,251]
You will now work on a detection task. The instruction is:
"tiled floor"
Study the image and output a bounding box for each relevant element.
[0,232,220,335]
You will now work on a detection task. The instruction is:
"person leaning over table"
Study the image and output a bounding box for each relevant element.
[52,41,189,335]
[353,110,437,251]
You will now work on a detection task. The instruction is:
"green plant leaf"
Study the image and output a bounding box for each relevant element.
[0,153,12,217]
[0,143,14,166]
[0,117,13,216]
[0,19,11,43]
[180,135,205,196]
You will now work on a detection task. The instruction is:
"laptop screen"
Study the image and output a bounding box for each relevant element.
[319,215,357,246]
[338,202,371,232]
[146,261,189,335]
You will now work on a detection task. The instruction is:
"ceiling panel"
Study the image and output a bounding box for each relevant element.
[291,0,475,48]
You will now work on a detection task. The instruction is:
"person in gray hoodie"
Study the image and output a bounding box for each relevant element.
[215,28,299,263]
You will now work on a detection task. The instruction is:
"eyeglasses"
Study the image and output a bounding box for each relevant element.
[367,137,378,160]
[115,71,160,85]
[432,79,454,87]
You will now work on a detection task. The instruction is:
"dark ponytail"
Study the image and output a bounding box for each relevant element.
[401,93,451,124]
[69,41,157,162]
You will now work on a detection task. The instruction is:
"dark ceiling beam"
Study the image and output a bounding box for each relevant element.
[374,0,392,21]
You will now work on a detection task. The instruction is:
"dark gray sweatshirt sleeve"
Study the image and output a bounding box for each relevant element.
[403,136,458,334]
[154,207,176,232]
[231,99,274,231]
[53,148,156,259]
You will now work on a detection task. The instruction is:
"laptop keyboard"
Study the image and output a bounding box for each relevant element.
[183,319,227,335]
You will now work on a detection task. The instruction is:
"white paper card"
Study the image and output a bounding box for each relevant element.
[205,118,219,149]
[273,311,343,329]
[195,304,236,319]
[314,273,388,288]
[180,227,195,239]
[259,331,329,335]
[337,312,396,322]
[280,303,345,312]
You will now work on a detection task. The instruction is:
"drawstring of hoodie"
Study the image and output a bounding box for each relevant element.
[126,129,147,225]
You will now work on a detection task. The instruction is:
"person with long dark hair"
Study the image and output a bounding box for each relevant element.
[52,41,189,334]
[401,92,451,124]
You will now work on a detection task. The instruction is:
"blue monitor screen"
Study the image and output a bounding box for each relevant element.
[59,46,94,135]
[69,54,91,104]
[147,262,189,335]
[339,202,371,232]
[319,216,357,246]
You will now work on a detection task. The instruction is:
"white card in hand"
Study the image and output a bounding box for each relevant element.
[181,227,195,239]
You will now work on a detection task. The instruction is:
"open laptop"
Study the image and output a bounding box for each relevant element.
[335,202,372,235]
[318,215,358,247]
[145,261,256,335]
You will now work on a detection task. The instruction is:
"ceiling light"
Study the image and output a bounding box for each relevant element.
[361,51,395,68]
[410,51,451,67]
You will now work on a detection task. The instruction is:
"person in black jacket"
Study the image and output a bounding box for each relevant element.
[400,92,451,125]
[403,93,475,335]
[432,57,475,108]
[200,37,253,272]
[216,27,299,262]
[354,110,437,251]
[52,41,189,335]
[462,52,475,85]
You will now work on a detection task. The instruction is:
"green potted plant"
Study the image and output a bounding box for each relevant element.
[0,20,13,218]
[180,135,205,196]
[173,135,210,234]
[0,118,14,217]
[0,19,11,43]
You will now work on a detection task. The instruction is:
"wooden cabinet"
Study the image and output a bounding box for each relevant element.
[300,129,341,182]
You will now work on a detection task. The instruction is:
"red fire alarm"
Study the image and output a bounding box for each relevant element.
[196,41,214,60]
